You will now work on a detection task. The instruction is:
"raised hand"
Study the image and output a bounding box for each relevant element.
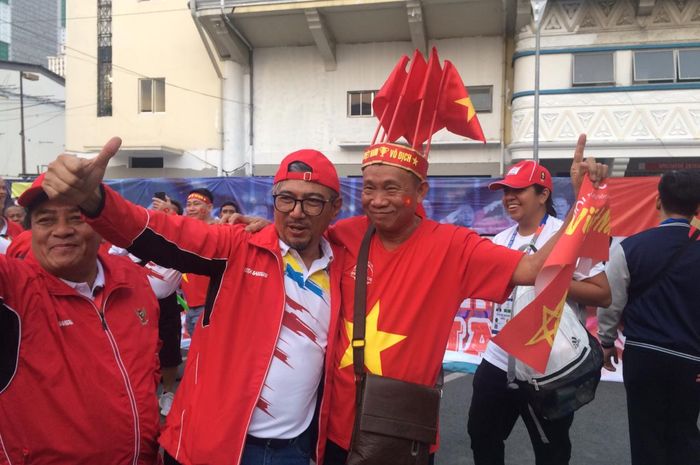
[42,137,122,213]
[569,134,609,196]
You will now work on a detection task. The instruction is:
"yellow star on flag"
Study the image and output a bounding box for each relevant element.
[339,300,407,375]
[455,97,476,122]
[525,294,567,347]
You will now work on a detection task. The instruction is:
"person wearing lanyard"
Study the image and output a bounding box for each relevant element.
[598,170,700,465]
[467,160,611,465]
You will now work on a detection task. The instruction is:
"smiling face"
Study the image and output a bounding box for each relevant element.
[501,185,550,225]
[31,199,101,284]
[361,164,428,237]
[185,198,213,222]
[273,179,341,263]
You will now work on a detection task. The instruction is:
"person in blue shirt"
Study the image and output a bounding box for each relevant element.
[598,169,700,465]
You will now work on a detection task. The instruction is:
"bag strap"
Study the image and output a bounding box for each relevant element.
[352,225,375,379]
[631,227,699,302]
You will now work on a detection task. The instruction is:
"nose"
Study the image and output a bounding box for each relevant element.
[52,217,76,237]
[288,200,306,218]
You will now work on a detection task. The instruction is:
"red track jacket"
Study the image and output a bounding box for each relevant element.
[0,252,161,465]
[87,185,345,465]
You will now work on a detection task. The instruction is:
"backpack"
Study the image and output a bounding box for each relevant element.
[509,286,603,420]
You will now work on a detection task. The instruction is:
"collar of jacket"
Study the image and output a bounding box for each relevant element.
[26,251,134,297]
[248,223,284,255]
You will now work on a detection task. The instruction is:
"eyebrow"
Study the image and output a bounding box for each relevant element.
[276,190,326,199]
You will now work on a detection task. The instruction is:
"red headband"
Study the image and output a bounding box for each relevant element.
[187,193,212,205]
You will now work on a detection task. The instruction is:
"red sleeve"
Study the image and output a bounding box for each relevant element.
[457,231,523,304]
[86,185,247,275]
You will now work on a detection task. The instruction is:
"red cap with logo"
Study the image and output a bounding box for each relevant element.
[488,160,553,191]
[17,173,47,208]
[273,149,340,194]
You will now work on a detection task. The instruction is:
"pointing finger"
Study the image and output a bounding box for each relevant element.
[573,133,587,165]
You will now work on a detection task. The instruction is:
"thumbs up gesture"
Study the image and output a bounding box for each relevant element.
[43,137,122,214]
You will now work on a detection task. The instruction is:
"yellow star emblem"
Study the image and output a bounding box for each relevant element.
[525,294,567,347]
[455,97,476,122]
[339,300,407,375]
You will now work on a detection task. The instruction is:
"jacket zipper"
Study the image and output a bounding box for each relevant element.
[87,293,142,465]
[234,251,287,465]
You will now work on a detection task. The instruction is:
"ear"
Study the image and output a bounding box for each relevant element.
[330,196,343,220]
[655,195,661,211]
[416,181,429,203]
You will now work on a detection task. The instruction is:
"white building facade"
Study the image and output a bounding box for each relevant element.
[510,0,700,176]
[0,61,65,177]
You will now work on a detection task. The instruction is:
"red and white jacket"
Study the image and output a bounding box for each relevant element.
[0,252,161,465]
[87,185,345,465]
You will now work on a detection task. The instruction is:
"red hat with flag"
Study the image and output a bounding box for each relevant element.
[364,48,486,180]
[274,149,340,194]
[488,160,553,191]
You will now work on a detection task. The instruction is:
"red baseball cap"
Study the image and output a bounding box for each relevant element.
[273,149,340,194]
[488,160,553,191]
[17,173,48,208]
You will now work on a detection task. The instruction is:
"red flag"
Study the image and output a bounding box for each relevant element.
[372,55,410,143]
[385,50,426,143]
[437,61,486,143]
[492,177,610,373]
[405,47,444,149]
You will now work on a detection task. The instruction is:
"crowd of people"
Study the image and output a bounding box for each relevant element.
[0,133,697,465]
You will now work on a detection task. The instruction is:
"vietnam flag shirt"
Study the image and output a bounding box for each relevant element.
[327,216,523,449]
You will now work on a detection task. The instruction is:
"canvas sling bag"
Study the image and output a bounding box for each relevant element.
[346,225,441,465]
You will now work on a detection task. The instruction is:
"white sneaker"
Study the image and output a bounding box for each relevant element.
[159,391,174,416]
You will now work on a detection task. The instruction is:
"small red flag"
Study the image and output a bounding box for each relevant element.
[405,47,444,149]
[372,54,410,139]
[437,61,486,143]
[492,177,611,373]
[385,50,427,143]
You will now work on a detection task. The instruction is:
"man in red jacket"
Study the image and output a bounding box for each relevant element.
[0,177,24,243]
[41,138,346,465]
[0,175,161,464]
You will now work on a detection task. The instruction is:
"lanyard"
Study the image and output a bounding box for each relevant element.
[507,213,548,253]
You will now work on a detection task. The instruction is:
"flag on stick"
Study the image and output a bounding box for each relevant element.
[372,55,410,145]
[385,50,427,143]
[492,176,610,373]
[437,61,486,143]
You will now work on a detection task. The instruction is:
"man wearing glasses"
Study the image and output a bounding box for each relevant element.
[40,139,346,465]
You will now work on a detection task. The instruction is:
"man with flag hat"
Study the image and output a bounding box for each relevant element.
[0,173,162,464]
[40,139,346,465]
[320,51,608,463]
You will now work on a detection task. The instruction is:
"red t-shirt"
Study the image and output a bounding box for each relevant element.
[326,216,523,450]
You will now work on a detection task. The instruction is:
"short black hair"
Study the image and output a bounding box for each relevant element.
[220,200,242,214]
[170,199,183,215]
[658,170,700,217]
[188,188,214,203]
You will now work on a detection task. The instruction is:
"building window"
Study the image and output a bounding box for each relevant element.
[347,90,375,117]
[97,0,112,117]
[0,41,8,60]
[572,52,615,86]
[467,85,493,113]
[633,50,675,83]
[130,157,164,168]
[139,78,165,113]
[678,49,700,81]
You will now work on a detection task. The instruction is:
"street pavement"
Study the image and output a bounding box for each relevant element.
[436,372,631,465]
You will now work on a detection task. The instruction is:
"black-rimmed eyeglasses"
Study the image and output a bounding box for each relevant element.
[272,194,333,216]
